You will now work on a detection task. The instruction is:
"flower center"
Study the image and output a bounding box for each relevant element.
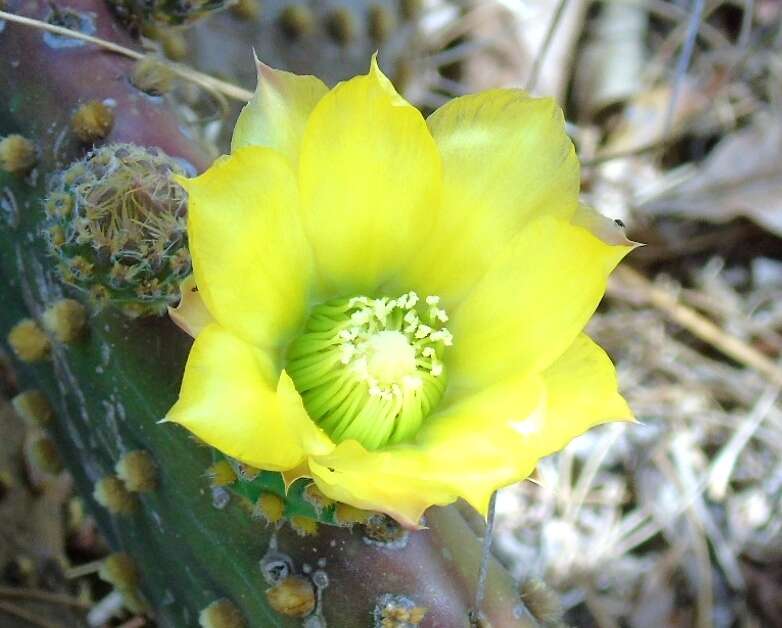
[365,330,417,385]
[286,292,452,450]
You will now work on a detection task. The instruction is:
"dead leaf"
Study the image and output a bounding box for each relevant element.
[573,1,649,116]
[602,80,709,155]
[643,114,782,237]
[461,0,588,101]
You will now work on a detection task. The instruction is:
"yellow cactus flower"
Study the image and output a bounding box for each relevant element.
[166,57,635,528]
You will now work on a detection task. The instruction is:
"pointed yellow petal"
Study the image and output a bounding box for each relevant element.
[168,275,214,338]
[231,59,328,168]
[532,333,633,457]
[182,147,313,349]
[308,440,459,529]
[448,208,634,387]
[400,89,579,303]
[392,336,629,519]
[281,463,311,491]
[298,57,441,296]
[167,327,332,470]
[166,325,311,470]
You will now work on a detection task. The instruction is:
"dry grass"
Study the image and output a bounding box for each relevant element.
[496,259,782,626]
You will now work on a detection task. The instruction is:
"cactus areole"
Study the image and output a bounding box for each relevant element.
[166,56,636,529]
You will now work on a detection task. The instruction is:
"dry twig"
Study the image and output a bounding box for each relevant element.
[0,586,89,610]
[0,600,63,628]
[610,266,782,387]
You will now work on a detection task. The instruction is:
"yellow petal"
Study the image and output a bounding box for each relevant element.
[231,59,328,169]
[409,336,628,518]
[166,324,332,470]
[168,275,214,338]
[308,440,459,529]
[179,147,313,349]
[400,89,580,303]
[281,462,311,491]
[447,208,634,387]
[277,370,335,458]
[412,374,547,517]
[298,56,441,296]
[308,375,546,526]
[533,333,633,457]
